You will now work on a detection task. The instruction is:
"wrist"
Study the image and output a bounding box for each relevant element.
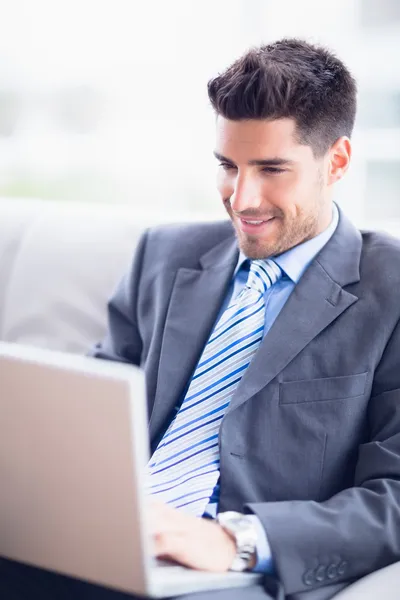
[220,525,257,569]
[216,511,258,571]
[247,550,257,570]
[217,524,237,568]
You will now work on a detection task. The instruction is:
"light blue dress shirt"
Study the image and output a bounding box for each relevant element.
[208,204,339,573]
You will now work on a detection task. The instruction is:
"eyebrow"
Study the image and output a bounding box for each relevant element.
[213,151,295,167]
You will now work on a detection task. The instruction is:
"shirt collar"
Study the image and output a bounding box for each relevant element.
[234,203,339,284]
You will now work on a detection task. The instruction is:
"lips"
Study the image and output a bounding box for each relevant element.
[238,216,276,234]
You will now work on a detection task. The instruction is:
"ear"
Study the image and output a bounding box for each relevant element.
[327,136,352,186]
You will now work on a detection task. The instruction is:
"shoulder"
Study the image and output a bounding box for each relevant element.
[146,219,234,246]
[141,220,235,270]
[358,230,400,316]
[360,229,400,273]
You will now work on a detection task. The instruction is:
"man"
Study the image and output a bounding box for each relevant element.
[3,38,400,600]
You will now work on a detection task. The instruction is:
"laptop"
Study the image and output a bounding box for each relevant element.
[0,341,262,597]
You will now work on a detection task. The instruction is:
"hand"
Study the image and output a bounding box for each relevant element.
[148,498,237,572]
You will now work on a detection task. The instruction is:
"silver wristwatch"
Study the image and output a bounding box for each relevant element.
[217,511,258,571]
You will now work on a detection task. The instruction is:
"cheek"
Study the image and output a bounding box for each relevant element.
[262,174,296,209]
[216,171,232,198]
[268,172,309,210]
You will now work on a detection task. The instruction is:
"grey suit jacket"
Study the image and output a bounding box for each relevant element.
[91,209,400,600]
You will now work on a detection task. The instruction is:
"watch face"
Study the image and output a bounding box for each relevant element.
[217,511,257,571]
[220,511,251,531]
[231,516,248,530]
[217,512,258,572]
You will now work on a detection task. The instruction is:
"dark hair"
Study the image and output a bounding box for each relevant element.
[207,38,357,157]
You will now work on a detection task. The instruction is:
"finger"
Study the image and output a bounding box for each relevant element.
[153,531,182,558]
[147,506,181,536]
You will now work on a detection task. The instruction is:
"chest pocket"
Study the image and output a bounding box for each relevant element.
[279,372,368,405]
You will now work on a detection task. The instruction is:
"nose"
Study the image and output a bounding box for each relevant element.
[229,173,262,214]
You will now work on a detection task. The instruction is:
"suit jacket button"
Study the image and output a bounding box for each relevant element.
[338,561,348,576]
[303,569,315,586]
[327,564,338,579]
[315,565,326,582]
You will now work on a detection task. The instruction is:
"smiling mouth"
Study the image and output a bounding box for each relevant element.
[240,216,276,225]
[242,219,267,225]
[235,216,277,235]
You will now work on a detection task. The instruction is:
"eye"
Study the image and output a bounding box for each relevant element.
[219,162,236,171]
[262,167,285,174]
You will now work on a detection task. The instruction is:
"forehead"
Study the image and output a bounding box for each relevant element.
[215,116,311,163]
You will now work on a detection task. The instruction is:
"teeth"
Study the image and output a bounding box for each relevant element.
[244,220,263,225]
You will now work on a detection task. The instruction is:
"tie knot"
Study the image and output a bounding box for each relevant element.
[246,259,282,294]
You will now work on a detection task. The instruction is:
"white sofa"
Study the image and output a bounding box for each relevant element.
[0,197,183,353]
[1,196,399,599]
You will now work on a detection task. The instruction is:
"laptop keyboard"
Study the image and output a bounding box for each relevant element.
[154,558,191,572]
[155,558,183,568]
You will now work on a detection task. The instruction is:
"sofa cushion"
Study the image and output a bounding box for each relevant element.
[0,198,46,335]
[0,199,174,353]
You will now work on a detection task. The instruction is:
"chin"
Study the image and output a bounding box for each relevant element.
[238,237,277,260]
[232,216,284,259]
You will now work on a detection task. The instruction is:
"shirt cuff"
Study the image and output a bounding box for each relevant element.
[246,514,274,574]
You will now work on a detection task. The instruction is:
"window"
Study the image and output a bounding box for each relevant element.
[365,161,400,220]
[360,0,400,28]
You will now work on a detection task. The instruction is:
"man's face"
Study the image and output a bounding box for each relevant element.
[215,117,332,259]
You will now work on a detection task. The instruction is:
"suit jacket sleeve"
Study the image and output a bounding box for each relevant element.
[88,230,149,365]
[246,316,400,596]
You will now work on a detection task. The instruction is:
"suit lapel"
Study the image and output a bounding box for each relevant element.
[149,208,363,432]
[149,232,238,441]
[228,261,358,412]
[228,208,363,413]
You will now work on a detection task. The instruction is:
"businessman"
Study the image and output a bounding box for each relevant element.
[3,38,400,600]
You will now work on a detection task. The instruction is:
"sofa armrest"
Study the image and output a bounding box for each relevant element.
[333,561,400,599]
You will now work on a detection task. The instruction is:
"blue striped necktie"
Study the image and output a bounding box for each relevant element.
[147,259,282,515]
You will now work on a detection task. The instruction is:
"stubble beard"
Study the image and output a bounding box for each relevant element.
[224,195,326,259]
[238,211,319,259]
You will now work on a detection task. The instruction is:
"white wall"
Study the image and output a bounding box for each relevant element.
[0,0,399,231]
